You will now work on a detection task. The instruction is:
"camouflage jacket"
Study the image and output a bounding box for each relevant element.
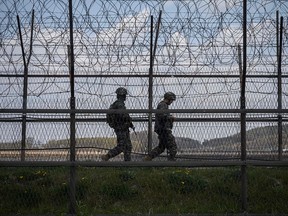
[107,99,133,130]
[154,100,174,133]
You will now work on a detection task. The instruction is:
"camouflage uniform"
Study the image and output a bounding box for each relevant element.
[149,92,177,161]
[103,87,134,161]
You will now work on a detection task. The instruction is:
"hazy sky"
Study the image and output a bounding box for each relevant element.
[0,0,287,143]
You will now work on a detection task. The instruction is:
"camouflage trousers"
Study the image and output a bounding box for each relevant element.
[108,129,132,161]
[149,129,177,161]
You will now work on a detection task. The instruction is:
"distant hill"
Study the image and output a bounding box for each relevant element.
[131,124,288,152]
[202,124,288,151]
[2,124,287,153]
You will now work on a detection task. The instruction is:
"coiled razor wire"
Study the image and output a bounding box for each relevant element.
[0,0,288,152]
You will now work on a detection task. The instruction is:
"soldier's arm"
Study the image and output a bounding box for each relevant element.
[157,102,170,121]
[116,102,134,127]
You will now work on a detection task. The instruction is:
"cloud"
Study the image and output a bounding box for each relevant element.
[0,1,285,112]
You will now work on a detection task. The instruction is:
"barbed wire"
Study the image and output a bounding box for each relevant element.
[0,0,287,111]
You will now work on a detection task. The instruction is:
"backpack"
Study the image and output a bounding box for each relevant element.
[106,103,117,128]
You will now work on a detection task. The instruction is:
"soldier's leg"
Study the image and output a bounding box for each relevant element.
[167,131,177,161]
[107,130,126,158]
[123,130,132,161]
[149,131,166,159]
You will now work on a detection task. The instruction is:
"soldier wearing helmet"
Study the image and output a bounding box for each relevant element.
[116,87,127,96]
[144,91,177,161]
[164,92,176,101]
[102,87,135,161]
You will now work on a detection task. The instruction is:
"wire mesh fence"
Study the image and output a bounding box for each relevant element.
[1,0,288,215]
[1,112,288,162]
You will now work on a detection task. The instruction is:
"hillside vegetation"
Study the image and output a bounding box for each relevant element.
[203,124,288,151]
[1,124,287,152]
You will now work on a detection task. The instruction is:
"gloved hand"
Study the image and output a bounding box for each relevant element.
[130,124,136,134]
[169,115,175,123]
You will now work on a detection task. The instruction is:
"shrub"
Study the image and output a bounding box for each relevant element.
[167,170,208,194]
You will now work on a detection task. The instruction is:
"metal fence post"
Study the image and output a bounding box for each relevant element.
[17,15,28,162]
[148,15,153,154]
[68,0,76,214]
[17,9,34,162]
[277,15,284,161]
[241,0,248,212]
[148,11,162,154]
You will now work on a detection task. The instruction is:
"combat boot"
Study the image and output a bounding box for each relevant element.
[101,154,110,161]
[168,155,176,161]
[143,155,152,161]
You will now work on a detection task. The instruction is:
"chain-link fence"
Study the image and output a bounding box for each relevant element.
[1,0,288,215]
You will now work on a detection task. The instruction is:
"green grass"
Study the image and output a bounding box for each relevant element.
[0,166,287,215]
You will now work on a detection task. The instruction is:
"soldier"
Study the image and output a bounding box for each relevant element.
[102,87,135,161]
[144,92,177,161]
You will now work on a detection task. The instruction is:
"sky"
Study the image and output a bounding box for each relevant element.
[0,0,288,144]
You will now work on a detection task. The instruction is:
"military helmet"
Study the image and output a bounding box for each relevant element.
[164,92,176,100]
[115,87,128,96]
